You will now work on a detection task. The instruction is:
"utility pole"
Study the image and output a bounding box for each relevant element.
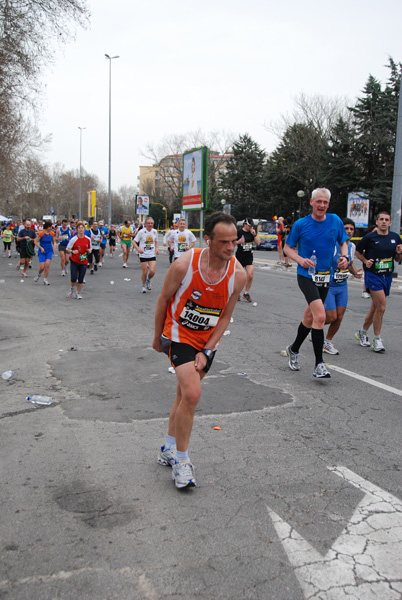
[391,71,402,234]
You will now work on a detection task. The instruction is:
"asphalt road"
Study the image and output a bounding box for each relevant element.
[1,243,402,600]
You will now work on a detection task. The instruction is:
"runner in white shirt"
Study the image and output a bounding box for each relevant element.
[133,216,159,293]
[166,218,196,260]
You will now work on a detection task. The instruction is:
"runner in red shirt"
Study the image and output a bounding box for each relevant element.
[65,221,92,300]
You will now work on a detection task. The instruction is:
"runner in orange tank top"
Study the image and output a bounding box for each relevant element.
[153,212,246,489]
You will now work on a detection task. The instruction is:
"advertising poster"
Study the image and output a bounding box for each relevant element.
[182,147,207,210]
[136,195,149,216]
[347,193,369,228]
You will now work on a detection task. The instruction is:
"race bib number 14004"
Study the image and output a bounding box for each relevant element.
[179,300,222,331]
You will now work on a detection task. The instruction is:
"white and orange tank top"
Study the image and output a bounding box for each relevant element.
[163,248,237,351]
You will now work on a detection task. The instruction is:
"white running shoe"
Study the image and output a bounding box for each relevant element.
[43,279,50,286]
[362,291,370,299]
[142,285,146,293]
[76,293,82,300]
[34,274,40,282]
[286,344,300,371]
[323,340,339,355]
[122,263,127,268]
[61,271,65,276]
[172,459,197,488]
[354,330,370,347]
[372,338,385,352]
[146,278,152,290]
[313,362,331,378]
[157,445,176,467]
[66,287,77,298]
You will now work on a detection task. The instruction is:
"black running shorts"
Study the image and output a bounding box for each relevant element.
[297,274,329,305]
[160,336,215,373]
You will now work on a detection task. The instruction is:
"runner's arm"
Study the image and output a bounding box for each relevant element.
[251,228,260,247]
[132,239,142,253]
[283,244,314,269]
[348,261,362,278]
[189,231,196,250]
[337,241,349,269]
[34,233,43,250]
[152,254,192,352]
[355,250,374,269]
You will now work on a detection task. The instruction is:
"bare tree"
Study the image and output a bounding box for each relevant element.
[0,0,89,211]
[141,130,235,212]
[0,0,89,106]
[266,93,349,143]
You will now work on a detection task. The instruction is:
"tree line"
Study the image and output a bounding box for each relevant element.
[221,58,401,225]
[1,3,400,229]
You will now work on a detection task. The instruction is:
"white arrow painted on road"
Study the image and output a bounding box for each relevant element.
[267,466,402,599]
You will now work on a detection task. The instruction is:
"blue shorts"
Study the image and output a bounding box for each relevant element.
[364,271,392,297]
[38,250,54,263]
[324,283,348,311]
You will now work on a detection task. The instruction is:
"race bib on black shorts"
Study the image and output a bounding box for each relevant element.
[313,270,331,287]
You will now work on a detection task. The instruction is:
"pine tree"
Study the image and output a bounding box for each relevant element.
[348,58,402,213]
[325,116,361,214]
[221,134,266,219]
[265,122,328,218]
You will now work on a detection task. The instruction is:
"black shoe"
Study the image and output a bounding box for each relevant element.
[94,264,98,272]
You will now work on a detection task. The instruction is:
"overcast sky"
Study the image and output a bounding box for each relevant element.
[38,0,402,191]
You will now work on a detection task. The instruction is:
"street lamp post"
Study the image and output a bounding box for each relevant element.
[297,190,305,218]
[78,127,86,220]
[105,53,120,226]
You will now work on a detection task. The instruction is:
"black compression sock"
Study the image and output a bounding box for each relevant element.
[311,328,324,366]
[291,322,311,353]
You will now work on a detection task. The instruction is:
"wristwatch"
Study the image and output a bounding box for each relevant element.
[202,349,214,359]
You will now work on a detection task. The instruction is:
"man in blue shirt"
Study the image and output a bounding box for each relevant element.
[284,188,349,378]
[98,220,109,266]
[354,211,402,352]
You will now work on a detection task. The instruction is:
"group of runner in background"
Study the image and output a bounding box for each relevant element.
[1,215,199,298]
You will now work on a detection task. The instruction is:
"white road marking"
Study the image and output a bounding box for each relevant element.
[327,364,402,397]
[267,465,402,599]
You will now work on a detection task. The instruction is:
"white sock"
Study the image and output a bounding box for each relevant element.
[164,435,176,450]
[176,450,189,462]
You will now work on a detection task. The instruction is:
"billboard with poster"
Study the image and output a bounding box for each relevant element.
[182,147,208,210]
[347,192,369,228]
[136,195,149,216]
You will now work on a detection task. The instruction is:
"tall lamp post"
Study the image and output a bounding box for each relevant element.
[105,53,120,226]
[297,190,305,218]
[78,127,86,220]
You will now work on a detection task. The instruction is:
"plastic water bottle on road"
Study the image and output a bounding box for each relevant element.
[2,370,14,380]
[26,395,53,406]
